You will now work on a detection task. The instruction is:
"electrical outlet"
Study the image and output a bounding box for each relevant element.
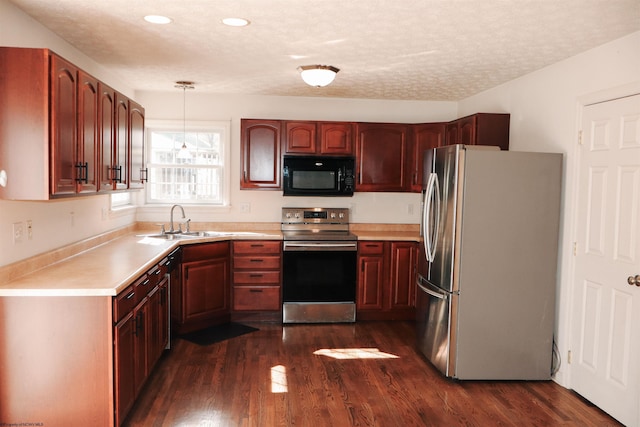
[407,204,414,215]
[240,202,251,213]
[13,222,24,244]
[26,220,33,240]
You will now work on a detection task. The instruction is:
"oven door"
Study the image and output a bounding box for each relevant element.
[282,241,357,303]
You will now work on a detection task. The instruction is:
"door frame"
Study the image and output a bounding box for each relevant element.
[564,80,640,403]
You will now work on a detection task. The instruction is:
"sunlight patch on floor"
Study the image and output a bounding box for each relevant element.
[313,348,400,359]
[270,364,288,393]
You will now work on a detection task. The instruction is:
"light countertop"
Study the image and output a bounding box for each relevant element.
[0,228,418,297]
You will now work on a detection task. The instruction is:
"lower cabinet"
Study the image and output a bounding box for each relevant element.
[231,240,282,321]
[113,258,169,426]
[356,240,417,320]
[172,241,230,333]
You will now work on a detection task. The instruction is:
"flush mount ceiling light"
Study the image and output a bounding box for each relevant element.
[144,15,172,24]
[174,81,195,160]
[222,17,250,27]
[297,65,339,87]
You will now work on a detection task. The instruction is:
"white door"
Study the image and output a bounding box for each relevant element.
[571,93,640,427]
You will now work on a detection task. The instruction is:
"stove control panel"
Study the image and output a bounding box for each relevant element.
[282,207,350,225]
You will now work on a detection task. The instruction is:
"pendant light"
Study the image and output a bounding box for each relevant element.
[297,65,339,87]
[175,81,195,160]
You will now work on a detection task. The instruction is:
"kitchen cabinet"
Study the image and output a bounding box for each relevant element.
[283,121,354,155]
[232,240,282,320]
[409,123,446,192]
[129,100,147,188]
[113,259,169,426]
[357,241,417,320]
[174,242,230,333]
[0,47,145,200]
[355,123,411,192]
[240,119,282,189]
[357,241,386,311]
[114,93,129,190]
[49,54,78,195]
[77,70,100,193]
[445,113,510,150]
[98,82,117,192]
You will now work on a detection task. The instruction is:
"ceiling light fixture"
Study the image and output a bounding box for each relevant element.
[144,15,172,24]
[174,81,195,160]
[222,17,250,27]
[297,65,339,87]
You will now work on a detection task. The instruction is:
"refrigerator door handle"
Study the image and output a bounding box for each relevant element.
[423,172,441,263]
[417,280,447,300]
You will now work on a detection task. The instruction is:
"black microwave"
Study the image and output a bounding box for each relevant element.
[282,155,355,196]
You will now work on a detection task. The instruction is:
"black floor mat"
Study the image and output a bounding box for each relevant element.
[179,322,259,346]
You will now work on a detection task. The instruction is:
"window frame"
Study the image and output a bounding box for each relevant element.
[144,119,231,206]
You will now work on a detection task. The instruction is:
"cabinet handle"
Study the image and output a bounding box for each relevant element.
[249,289,263,293]
[125,291,135,300]
[142,279,150,287]
[140,168,148,183]
[249,274,263,278]
[134,312,144,336]
[112,165,122,183]
[250,244,264,248]
[249,259,264,263]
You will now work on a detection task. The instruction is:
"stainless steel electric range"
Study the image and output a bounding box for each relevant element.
[281,207,357,323]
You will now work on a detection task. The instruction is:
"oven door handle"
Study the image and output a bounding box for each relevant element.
[283,242,357,251]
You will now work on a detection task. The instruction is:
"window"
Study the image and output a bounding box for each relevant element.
[145,120,230,205]
[110,192,132,208]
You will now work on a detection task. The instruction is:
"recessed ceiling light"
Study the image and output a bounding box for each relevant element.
[222,17,250,27]
[144,15,172,24]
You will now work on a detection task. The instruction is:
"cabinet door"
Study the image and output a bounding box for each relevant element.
[114,312,136,427]
[240,119,281,189]
[98,83,116,192]
[133,297,150,397]
[389,242,417,310]
[182,257,230,323]
[129,100,146,189]
[458,115,477,146]
[410,123,445,192]
[357,242,386,311]
[445,121,459,146]
[50,54,78,196]
[114,92,129,190]
[77,71,99,193]
[284,121,317,154]
[357,255,385,310]
[355,123,410,191]
[319,122,354,155]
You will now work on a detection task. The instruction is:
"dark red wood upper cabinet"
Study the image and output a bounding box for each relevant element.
[114,92,129,190]
[240,119,282,189]
[284,121,317,154]
[410,123,445,192]
[355,123,410,192]
[77,70,99,194]
[50,54,78,196]
[129,100,146,189]
[98,82,116,192]
[319,122,354,155]
[446,113,510,150]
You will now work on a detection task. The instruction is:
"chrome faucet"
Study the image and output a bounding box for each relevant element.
[169,204,186,233]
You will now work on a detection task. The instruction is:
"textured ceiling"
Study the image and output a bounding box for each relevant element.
[7,0,640,101]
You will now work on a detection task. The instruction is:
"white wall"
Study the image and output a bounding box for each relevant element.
[457,31,640,387]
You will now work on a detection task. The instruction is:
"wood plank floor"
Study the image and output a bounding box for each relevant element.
[125,321,621,427]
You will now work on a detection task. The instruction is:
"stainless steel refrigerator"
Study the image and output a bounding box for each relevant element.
[416,144,562,380]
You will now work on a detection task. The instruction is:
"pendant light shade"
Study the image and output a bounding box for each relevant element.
[174,81,194,160]
[297,65,339,87]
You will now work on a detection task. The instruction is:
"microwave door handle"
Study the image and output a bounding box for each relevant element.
[337,168,342,191]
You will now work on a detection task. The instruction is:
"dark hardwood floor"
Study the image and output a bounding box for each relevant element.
[125,321,621,426]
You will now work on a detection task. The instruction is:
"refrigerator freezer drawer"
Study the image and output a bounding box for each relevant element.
[416,276,456,377]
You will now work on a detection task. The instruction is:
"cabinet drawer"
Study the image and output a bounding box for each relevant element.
[233,255,281,270]
[233,241,281,255]
[147,264,164,287]
[113,285,137,323]
[182,241,229,262]
[358,241,385,255]
[233,271,280,284]
[233,286,281,311]
[133,273,153,297]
